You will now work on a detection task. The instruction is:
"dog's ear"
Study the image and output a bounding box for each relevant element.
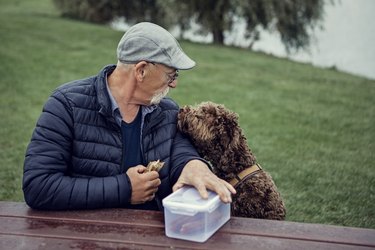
[178,105,191,116]
[225,108,239,123]
[216,106,238,130]
[200,102,217,117]
[217,109,241,147]
[177,106,191,132]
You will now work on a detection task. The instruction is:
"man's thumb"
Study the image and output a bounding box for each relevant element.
[172,182,184,192]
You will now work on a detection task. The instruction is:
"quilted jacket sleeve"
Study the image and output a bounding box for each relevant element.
[169,131,205,185]
[23,90,131,210]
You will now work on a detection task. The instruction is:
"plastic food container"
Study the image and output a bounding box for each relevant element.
[162,186,230,242]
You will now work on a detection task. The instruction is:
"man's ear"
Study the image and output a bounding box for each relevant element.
[134,61,148,82]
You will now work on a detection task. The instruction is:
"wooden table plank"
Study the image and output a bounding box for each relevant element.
[223,217,375,247]
[0,202,164,227]
[1,218,372,250]
[1,235,172,250]
[1,202,374,250]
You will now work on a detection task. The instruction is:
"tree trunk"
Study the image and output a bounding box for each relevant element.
[211,3,225,45]
[212,28,224,45]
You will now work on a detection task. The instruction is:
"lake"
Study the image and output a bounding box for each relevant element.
[251,0,375,80]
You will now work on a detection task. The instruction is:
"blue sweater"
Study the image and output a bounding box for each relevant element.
[23,65,202,210]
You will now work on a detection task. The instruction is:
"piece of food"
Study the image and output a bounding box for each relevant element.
[145,160,165,172]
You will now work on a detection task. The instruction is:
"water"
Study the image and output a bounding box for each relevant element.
[111,0,375,80]
[250,0,375,80]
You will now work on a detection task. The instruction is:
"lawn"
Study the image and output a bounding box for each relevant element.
[1,0,374,229]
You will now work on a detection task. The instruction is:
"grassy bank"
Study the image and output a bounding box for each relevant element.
[1,0,374,229]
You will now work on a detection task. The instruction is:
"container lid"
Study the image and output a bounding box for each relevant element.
[162,186,220,214]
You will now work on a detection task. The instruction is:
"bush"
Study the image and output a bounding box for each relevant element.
[53,0,116,23]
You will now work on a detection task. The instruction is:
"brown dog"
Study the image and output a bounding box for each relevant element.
[177,102,286,220]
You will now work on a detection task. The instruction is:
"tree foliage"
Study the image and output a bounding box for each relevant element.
[53,0,327,52]
[52,0,117,23]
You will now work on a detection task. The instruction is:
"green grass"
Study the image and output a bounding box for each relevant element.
[1,0,374,229]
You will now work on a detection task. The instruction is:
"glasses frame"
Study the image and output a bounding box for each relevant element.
[149,62,179,84]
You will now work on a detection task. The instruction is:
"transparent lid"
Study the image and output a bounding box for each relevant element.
[162,186,220,212]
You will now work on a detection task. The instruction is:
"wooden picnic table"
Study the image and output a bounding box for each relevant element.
[0,201,374,249]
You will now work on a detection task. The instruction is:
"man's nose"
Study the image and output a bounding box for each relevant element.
[168,80,177,88]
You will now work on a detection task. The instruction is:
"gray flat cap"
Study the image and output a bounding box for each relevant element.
[117,22,196,70]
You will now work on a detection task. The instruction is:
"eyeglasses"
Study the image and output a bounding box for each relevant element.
[149,62,179,84]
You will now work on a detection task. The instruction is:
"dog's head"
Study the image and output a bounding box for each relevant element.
[177,102,241,164]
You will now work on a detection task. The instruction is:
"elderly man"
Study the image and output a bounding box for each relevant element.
[23,22,235,210]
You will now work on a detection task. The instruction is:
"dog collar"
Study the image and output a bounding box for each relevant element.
[229,164,262,188]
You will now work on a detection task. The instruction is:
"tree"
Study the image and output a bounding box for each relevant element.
[52,0,169,25]
[53,0,328,52]
[52,0,118,23]
[169,0,234,45]
[170,0,326,52]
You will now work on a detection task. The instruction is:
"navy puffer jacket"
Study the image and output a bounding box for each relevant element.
[23,65,202,210]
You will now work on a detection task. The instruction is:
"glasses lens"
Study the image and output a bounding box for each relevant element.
[168,70,178,84]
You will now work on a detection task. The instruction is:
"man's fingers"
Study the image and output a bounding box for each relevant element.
[195,183,209,199]
[149,176,161,187]
[146,192,156,201]
[143,170,159,179]
[203,176,235,203]
[135,165,147,173]
[127,164,161,204]
[174,160,236,203]
[223,180,237,194]
[172,182,184,192]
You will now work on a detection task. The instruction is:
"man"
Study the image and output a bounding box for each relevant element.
[23,22,235,210]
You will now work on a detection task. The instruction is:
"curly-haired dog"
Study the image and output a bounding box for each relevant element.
[177,102,286,220]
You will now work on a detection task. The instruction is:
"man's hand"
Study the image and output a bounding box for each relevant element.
[172,160,236,203]
[127,165,161,204]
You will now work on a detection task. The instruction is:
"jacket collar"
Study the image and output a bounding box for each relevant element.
[96,64,117,118]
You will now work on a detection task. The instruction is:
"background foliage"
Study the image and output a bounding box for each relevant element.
[52,0,327,52]
[1,0,374,229]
